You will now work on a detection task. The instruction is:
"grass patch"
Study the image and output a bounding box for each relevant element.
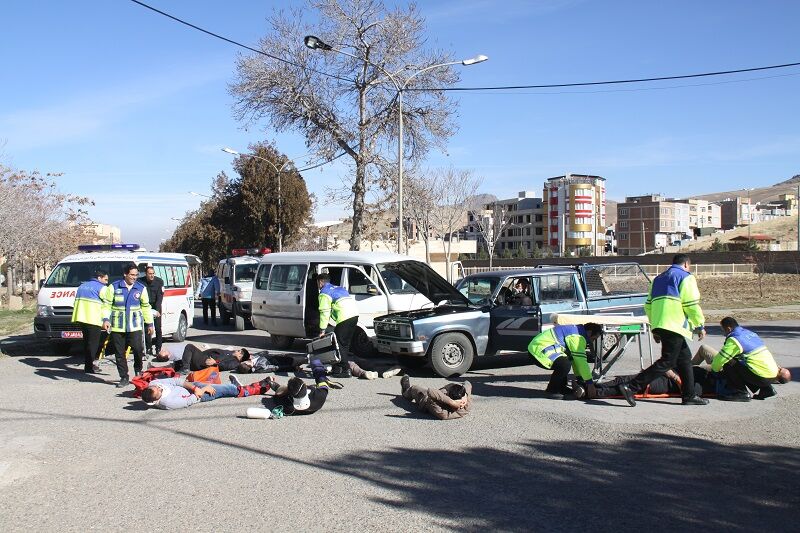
[699,274,800,310]
[0,306,35,337]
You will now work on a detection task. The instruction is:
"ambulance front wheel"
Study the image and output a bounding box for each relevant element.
[352,328,376,357]
[172,313,188,342]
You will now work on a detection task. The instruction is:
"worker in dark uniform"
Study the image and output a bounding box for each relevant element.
[142,266,164,356]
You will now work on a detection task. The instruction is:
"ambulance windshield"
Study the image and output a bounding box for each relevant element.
[44,261,129,287]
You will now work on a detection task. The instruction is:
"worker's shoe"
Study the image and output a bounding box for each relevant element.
[331,364,352,378]
[116,378,130,388]
[719,391,751,402]
[619,384,637,407]
[400,375,411,394]
[546,392,565,400]
[753,385,777,400]
[571,383,586,400]
[681,396,709,406]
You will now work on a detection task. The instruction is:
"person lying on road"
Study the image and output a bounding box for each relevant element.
[400,375,472,420]
[141,375,278,410]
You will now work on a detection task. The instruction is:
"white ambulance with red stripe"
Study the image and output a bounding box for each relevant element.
[35,244,200,353]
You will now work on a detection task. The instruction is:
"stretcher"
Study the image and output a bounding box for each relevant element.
[553,314,654,380]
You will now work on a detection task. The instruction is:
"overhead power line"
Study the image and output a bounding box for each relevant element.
[409,60,800,92]
[128,0,356,83]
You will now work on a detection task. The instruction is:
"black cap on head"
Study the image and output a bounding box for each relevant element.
[288,377,307,398]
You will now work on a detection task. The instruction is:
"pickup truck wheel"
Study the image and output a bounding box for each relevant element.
[172,313,188,342]
[352,328,375,358]
[429,332,474,377]
[600,333,621,360]
[270,334,294,350]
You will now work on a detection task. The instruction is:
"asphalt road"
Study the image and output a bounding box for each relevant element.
[1,317,799,532]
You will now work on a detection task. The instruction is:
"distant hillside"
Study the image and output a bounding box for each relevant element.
[694,173,800,204]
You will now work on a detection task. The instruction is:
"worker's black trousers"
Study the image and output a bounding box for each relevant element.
[531,356,573,394]
[79,324,106,371]
[630,328,696,401]
[722,361,772,394]
[110,331,145,380]
[145,315,163,354]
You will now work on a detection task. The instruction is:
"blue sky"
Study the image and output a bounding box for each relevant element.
[2,0,799,251]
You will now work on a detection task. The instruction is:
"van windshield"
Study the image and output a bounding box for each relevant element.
[44,261,129,288]
[235,263,258,282]
[376,263,420,294]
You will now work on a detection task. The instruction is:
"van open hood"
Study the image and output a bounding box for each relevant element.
[382,261,471,307]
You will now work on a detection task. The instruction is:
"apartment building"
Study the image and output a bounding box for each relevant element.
[543,174,606,256]
[466,191,545,256]
[675,198,721,235]
[616,195,691,255]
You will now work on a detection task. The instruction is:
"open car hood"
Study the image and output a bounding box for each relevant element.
[382,261,471,307]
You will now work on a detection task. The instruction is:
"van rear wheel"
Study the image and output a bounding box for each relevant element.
[352,328,375,357]
[270,334,294,350]
[219,301,230,325]
[429,332,474,378]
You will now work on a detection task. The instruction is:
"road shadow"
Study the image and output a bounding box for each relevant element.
[186,333,269,347]
[324,433,800,532]
[726,324,799,340]
[17,356,111,384]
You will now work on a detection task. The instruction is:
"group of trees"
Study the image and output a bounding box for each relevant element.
[0,164,94,305]
[161,142,313,269]
[230,0,463,251]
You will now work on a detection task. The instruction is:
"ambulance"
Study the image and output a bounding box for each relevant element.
[34,244,200,353]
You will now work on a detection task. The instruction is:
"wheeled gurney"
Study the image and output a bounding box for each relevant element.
[553,314,654,380]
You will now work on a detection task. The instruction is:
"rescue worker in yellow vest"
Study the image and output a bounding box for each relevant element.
[100,263,154,388]
[710,316,791,401]
[629,254,708,406]
[317,273,359,378]
[528,323,604,400]
[71,269,109,374]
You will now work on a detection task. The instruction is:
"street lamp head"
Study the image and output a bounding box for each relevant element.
[221,147,239,155]
[304,35,332,51]
[462,54,489,66]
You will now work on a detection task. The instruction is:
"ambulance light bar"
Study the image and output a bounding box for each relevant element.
[78,244,139,252]
[231,247,271,257]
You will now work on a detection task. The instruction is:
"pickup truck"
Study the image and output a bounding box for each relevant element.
[374,262,650,377]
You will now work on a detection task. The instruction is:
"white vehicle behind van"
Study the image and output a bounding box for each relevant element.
[251,251,435,355]
[35,244,199,353]
[215,250,265,331]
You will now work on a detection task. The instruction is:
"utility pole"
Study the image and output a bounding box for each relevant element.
[796,184,799,252]
[641,221,646,255]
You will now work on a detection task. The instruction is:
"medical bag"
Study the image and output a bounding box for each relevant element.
[306,333,341,365]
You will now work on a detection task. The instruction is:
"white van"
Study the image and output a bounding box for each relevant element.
[215,253,262,331]
[251,251,434,355]
[35,245,199,353]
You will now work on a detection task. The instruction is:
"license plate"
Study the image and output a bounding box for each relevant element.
[61,331,83,339]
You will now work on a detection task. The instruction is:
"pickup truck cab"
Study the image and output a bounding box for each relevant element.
[374,262,650,377]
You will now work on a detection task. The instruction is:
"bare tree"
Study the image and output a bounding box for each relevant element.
[0,165,93,306]
[405,170,436,263]
[230,0,460,251]
[472,203,513,270]
[429,168,483,282]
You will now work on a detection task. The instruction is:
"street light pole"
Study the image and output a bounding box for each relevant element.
[222,147,294,253]
[304,35,487,254]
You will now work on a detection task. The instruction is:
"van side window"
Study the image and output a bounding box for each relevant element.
[255,264,272,290]
[269,265,307,292]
